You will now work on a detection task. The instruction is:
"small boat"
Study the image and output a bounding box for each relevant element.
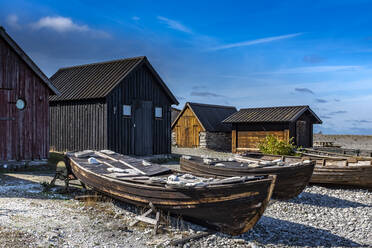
[301,147,372,158]
[180,155,315,200]
[67,150,276,235]
[243,152,372,189]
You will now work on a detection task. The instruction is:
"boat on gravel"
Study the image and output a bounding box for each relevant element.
[66,150,276,235]
[180,155,315,200]
[242,152,372,189]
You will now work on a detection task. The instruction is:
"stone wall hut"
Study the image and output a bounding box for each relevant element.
[49,56,178,156]
[171,102,237,151]
[0,27,59,168]
[222,105,322,153]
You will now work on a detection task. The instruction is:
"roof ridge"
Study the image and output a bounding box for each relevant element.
[0,25,59,95]
[240,105,309,110]
[188,102,236,109]
[58,56,146,71]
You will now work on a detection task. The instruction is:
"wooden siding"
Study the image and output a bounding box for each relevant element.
[236,130,289,151]
[106,64,172,155]
[231,110,316,153]
[49,100,107,152]
[0,37,50,161]
[172,107,204,148]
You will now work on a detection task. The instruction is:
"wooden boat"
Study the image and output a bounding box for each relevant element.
[301,147,372,158]
[180,155,315,200]
[66,150,276,235]
[242,152,372,189]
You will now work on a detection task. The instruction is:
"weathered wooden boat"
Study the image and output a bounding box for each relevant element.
[242,152,372,189]
[309,146,372,157]
[180,155,315,200]
[66,150,276,235]
[301,147,372,158]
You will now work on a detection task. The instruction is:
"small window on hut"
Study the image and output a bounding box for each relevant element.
[123,105,131,117]
[155,107,163,119]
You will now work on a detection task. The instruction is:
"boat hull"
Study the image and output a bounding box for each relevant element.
[180,156,315,200]
[68,157,276,235]
[243,153,372,189]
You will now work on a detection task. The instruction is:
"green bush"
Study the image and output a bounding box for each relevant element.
[258,135,296,155]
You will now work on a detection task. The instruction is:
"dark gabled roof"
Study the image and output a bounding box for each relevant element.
[49,56,178,104]
[172,102,237,132]
[223,105,322,124]
[171,107,181,123]
[0,26,59,95]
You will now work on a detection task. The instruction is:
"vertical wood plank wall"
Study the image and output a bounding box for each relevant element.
[236,130,289,150]
[0,37,50,161]
[106,64,172,155]
[49,100,107,152]
[172,107,203,147]
[231,129,236,153]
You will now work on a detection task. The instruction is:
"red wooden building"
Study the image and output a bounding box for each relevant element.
[0,27,59,167]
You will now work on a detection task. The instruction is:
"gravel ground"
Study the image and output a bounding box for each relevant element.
[0,148,371,247]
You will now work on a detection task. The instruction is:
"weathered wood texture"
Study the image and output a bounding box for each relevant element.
[68,152,276,235]
[50,63,173,155]
[231,110,317,152]
[49,100,107,152]
[106,64,172,155]
[180,156,315,200]
[236,130,289,151]
[0,36,50,160]
[172,107,204,147]
[243,152,372,189]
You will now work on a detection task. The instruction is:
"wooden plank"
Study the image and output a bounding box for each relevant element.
[232,129,236,153]
[170,231,216,246]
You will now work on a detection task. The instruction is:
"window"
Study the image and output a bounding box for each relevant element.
[123,105,131,116]
[16,99,26,110]
[155,107,163,118]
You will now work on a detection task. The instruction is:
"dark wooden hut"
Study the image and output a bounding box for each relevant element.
[223,105,322,153]
[0,27,59,166]
[49,56,178,155]
[171,102,237,150]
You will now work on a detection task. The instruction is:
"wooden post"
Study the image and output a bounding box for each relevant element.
[232,129,237,153]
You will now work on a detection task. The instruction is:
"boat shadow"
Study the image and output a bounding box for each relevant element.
[0,173,78,200]
[287,192,371,208]
[241,216,363,247]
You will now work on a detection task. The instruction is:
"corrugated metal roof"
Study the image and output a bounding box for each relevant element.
[223,105,322,124]
[0,26,59,95]
[172,102,237,132]
[49,56,178,104]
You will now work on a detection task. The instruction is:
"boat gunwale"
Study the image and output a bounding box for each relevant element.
[68,156,275,192]
[181,156,316,173]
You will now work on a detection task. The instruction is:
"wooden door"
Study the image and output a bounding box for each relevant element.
[133,101,153,155]
[296,121,309,147]
[0,90,14,160]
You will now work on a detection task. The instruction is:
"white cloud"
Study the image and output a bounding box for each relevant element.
[31,16,110,38]
[6,14,20,29]
[32,16,89,32]
[157,16,192,34]
[209,33,303,51]
[273,65,363,74]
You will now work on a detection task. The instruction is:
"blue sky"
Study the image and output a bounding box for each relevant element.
[1,0,372,134]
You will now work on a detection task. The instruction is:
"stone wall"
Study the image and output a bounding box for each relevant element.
[199,131,232,151]
[172,131,177,146]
